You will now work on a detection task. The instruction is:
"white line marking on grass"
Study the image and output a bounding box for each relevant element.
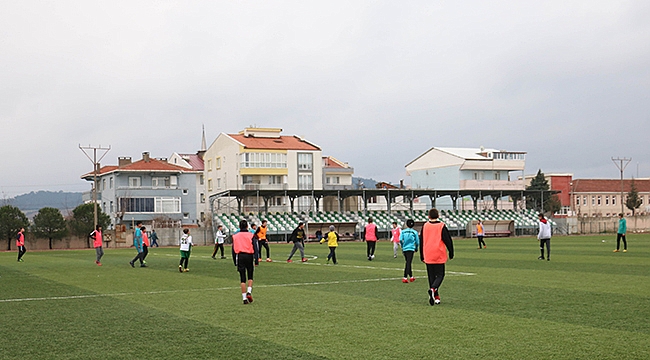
[298,262,476,276]
[0,277,404,303]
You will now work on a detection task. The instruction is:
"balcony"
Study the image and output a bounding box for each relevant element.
[82,191,101,203]
[460,180,525,191]
[117,186,179,190]
[242,183,288,190]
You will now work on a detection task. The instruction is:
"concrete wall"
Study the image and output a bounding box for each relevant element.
[557,215,650,235]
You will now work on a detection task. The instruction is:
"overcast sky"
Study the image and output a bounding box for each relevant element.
[1,1,649,198]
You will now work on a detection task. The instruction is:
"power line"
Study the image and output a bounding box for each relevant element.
[611,157,631,214]
[80,144,111,228]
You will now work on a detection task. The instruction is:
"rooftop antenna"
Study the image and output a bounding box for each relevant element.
[611,157,631,214]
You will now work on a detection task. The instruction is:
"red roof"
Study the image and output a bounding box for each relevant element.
[178,154,205,171]
[81,158,195,179]
[323,156,346,168]
[572,179,650,193]
[229,134,320,151]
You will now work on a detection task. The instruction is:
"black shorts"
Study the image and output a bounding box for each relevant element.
[236,253,254,283]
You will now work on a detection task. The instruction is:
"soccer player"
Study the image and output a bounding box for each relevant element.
[320,225,339,264]
[150,229,160,247]
[140,226,149,265]
[420,208,454,305]
[364,218,378,261]
[16,227,26,262]
[287,222,307,263]
[614,213,627,252]
[179,228,194,273]
[212,225,227,259]
[400,219,419,283]
[232,220,255,304]
[476,220,486,249]
[90,225,104,266]
[129,222,145,268]
[391,222,401,258]
[256,220,272,262]
[538,213,551,261]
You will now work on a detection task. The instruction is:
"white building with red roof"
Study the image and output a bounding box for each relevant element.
[168,151,208,224]
[81,152,202,228]
[204,127,323,213]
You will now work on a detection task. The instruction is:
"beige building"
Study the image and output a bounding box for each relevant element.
[204,127,323,214]
[322,156,357,211]
[571,179,650,217]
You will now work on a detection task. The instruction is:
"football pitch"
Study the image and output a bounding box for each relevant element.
[1,235,649,359]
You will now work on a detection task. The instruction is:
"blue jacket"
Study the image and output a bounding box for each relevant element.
[133,228,143,252]
[400,228,419,252]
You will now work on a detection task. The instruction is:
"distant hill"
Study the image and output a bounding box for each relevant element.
[5,191,83,212]
[352,177,378,189]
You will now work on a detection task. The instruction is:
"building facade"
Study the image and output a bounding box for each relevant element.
[81,152,201,228]
[204,127,323,214]
[570,179,650,217]
[168,152,208,225]
[322,156,357,211]
[405,147,526,210]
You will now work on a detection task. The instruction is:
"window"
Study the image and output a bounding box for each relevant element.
[152,177,170,188]
[156,197,181,213]
[216,157,221,169]
[591,196,595,206]
[102,202,106,212]
[334,176,340,184]
[182,189,188,195]
[298,153,313,171]
[109,201,114,213]
[183,213,189,219]
[208,179,213,191]
[199,175,204,185]
[242,175,254,184]
[102,179,106,190]
[240,152,287,168]
[612,196,617,206]
[583,196,587,206]
[109,177,113,189]
[269,175,283,184]
[473,172,484,180]
[200,193,205,203]
[576,196,580,206]
[217,178,221,189]
[326,177,331,184]
[605,196,609,205]
[298,174,313,190]
[207,159,212,171]
[120,198,155,212]
[494,172,501,180]
[597,196,601,206]
[129,177,141,188]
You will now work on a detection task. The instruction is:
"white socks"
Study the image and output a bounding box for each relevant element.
[247,287,252,294]
[242,293,247,300]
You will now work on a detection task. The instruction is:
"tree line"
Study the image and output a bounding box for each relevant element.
[0,203,110,250]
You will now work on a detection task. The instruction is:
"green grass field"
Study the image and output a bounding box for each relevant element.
[1,235,649,359]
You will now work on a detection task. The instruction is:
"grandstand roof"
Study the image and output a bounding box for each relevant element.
[572,179,650,193]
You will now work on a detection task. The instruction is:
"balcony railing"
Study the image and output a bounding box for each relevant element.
[117,186,179,190]
[242,183,288,190]
[460,180,525,191]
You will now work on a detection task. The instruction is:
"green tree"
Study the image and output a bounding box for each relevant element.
[526,169,551,212]
[69,203,110,248]
[0,205,29,251]
[546,194,562,215]
[626,179,642,216]
[32,207,68,249]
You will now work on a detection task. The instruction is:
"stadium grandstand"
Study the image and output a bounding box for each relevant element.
[213,208,554,241]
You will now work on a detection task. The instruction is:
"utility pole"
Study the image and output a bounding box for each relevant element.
[80,145,111,229]
[611,157,631,215]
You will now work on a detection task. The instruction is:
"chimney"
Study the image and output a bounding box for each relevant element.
[118,157,132,167]
[400,179,404,189]
[142,152,150,162]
